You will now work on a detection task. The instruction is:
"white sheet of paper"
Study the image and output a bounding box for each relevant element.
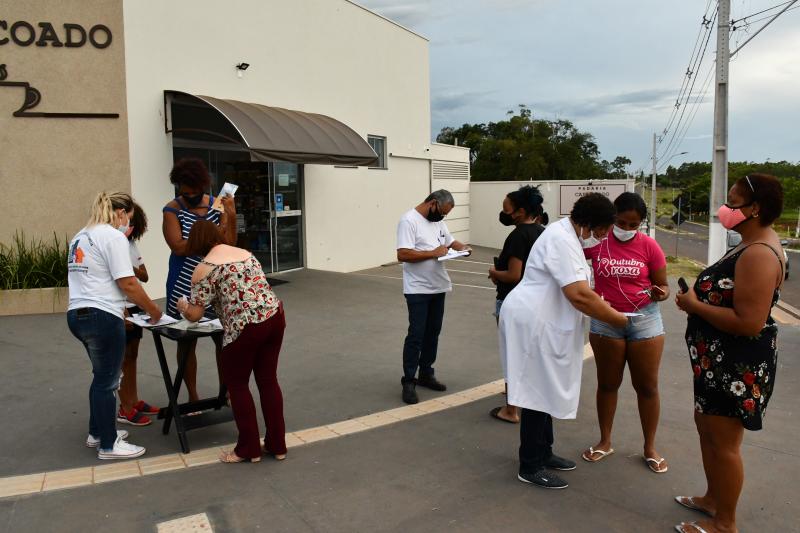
[622,312,644,317]
[211,182,239,211]
[126,313,178,328]
[167,318,223,331]
[278,174,290,186]
[437,249,471,262]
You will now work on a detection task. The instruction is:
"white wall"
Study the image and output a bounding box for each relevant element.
[122,0,433,294]
[470,180,635,249]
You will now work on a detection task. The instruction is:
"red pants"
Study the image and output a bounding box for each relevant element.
[221,308,286,459]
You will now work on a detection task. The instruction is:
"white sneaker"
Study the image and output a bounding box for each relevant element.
[86,430,129,448]
[97,437,145,460]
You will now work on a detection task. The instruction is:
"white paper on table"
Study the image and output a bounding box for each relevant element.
[211,182,239,211]
[167,318,223,331]
[126,313,178,328]
[622,312,644,317]
[437,249,471,262]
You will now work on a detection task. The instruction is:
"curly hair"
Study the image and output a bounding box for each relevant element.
[614,192,648,220]
[735,173,784,226]
[169,158,211,189]
[128,201,148,241]
[507,185,544,218]
[570,193,616,229]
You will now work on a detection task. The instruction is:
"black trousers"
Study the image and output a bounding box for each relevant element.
[402,292,446,380]
[519,408,554,474]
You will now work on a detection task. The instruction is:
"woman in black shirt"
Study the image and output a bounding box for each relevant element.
[489,185,546,423]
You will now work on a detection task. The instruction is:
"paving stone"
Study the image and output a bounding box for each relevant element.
[139,454,187,476]
[42,467,93,492]
[0,473,44,498]
[93,462,141,484]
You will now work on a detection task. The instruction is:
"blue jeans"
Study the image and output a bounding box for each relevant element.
[67,307,125,450]
[590,302,665,341]
[402,293,446,380]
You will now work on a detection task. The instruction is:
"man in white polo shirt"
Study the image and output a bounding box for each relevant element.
[396,189,471,404]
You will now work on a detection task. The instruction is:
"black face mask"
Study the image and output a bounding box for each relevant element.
[182,193,204,207]
[426,204,444,223]
[499,211,515,226]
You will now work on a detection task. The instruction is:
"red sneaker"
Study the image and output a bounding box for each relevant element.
[117,407,152,426]
[134,400,160,415]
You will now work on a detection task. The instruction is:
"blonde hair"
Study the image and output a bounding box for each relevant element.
[87,192,134,227]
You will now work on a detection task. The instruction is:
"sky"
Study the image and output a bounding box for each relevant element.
[358,0,800,174]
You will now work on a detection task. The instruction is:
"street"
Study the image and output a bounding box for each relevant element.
[655,222,800,308]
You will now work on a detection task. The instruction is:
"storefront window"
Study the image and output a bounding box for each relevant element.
[368,135,387,169]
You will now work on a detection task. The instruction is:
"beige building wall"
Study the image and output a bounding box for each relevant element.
[470,180,635,249]
[122,0,439,292]
[0,0,130,246]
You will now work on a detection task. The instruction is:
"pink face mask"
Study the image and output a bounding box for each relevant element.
[717,204,749,230]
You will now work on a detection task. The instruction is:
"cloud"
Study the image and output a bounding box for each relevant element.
[432,89,497,112]
[356,0,431,28]
[536,89,696,119]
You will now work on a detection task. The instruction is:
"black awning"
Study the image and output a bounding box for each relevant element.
[166,91,378,166]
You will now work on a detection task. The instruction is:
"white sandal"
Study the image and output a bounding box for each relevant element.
[645,456,669,473]
[675,521,710,533]
[581,446,615,462]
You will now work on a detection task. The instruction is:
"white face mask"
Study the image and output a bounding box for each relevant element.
[613,225,638,242]
[580,229,602,249]
[116,211,130,235]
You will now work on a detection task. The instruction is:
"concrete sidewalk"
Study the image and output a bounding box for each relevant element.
[0,247,798,532]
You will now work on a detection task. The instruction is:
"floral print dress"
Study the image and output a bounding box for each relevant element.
[189,256,280,347]
[685,244,782,431]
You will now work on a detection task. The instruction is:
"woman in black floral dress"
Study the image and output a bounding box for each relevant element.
[674,174,785,533]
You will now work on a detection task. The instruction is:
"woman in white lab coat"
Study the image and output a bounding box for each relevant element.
[499,193,628,489]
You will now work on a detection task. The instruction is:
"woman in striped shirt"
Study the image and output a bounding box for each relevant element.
[162,158,237,402]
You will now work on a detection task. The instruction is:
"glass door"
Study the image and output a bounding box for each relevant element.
[171,146,304,273]
[271,162,303,271]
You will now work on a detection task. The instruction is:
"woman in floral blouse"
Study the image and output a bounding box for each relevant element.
[674,174,785,533]
[178,220,286,464]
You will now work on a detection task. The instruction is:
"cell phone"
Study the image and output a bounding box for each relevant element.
[678,277,689,294]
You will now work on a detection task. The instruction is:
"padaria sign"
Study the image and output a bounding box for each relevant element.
[0,20,112,48]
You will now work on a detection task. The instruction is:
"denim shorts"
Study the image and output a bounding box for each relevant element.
[590,302,664,341]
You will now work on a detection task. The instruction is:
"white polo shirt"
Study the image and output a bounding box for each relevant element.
[67,224,134,319]
[396,209,454,294]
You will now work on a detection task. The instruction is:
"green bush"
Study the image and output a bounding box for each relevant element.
[0,232,69,290]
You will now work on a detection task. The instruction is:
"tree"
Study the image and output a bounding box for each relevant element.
[437,107,625,181]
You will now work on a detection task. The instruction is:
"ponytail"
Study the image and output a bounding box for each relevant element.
[506,185,544,218]
[87,191,133,227]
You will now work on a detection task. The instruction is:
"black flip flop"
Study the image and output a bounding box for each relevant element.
[489,406,519,424]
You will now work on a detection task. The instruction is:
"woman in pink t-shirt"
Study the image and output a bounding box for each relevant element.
[580,192,671,474]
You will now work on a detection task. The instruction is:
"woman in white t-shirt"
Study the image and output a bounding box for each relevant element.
[118,202,161,426]
[67,192,163,460]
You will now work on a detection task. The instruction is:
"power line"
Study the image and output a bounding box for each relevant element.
[731,0,799,56]
[631,2,718,173]
[657,61,717,171]
[657,8,717,162]
[657,0,718,147]
[734,2,799,27]
[731,0,793,24]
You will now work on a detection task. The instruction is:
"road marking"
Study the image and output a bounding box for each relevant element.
[450,259,494,266]
[0,344,597,500]
[157,513,213,532]
[352,272,494,290]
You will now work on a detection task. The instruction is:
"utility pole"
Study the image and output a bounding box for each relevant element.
[708,0,731,264]
[650,133,657,237]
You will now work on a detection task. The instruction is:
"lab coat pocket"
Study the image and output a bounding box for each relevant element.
[539,324,574,365]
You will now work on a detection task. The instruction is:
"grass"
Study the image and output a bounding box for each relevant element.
[666,255,705,279]
[0,232,69,290]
